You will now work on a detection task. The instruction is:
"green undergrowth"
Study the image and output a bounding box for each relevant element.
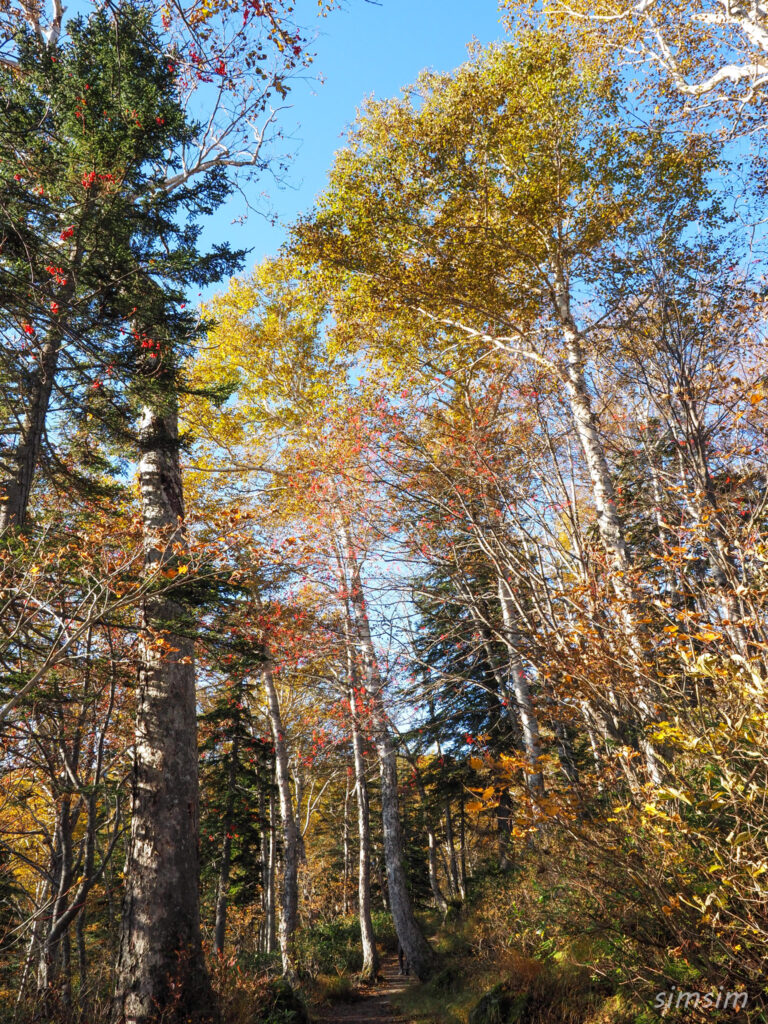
[389,855,648,1024]
[392,952,635,1024]
[295,910,399,980]
[309,973,362,1006]
[296,910,403,1010]
[391,841,767,1024]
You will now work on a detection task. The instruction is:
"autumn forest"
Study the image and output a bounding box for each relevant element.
[1,1,767,1022]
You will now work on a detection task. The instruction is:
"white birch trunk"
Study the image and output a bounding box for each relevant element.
[496,577,544,799]
[349,681,380,981]
[554,281,664,783]
[339,524,436,980]
[262,663,299,980]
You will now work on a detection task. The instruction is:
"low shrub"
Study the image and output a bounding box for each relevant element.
[210,959,308,1024]
[294,917,363,978]
[317,975,360,1004]
[371,910,398,953]
[467,965,620,1024]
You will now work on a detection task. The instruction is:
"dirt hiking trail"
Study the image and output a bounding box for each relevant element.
[313,956,413,1024]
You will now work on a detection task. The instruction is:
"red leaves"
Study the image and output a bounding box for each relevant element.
[86,171,119,192]
[45,264,65,279]
[134,331,162,359]
[22,323,34,336]
[59,226,74,241]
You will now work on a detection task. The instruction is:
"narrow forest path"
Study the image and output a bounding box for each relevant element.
[312,956,413,1024]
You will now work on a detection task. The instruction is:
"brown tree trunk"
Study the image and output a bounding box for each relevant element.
[38,797,74,994]
[553,717,580,788]
[374,723,437,978]
[496,789,514,870]
[0,297,72,534]
[113,399,214,1024]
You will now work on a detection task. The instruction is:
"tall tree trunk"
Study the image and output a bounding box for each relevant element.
[76,903,87,995]
[458,791,467,897]
[38,796,73,994]
[0,300,71,533]
[497,577,544,799]
[258,787,269,953]
[213,730,239,957]
[374,723,436,978]
[496,789,514,870]
[259,782,277,955]
[408,753,449,917]
[554,283,664,783]
[375,856,389,910]
[213,835,232,959]
[427,829,449,915]
[267,788,277,953]
[443,799,463,901]
[342,774,351,917]
[113,399,214,1024]
[675,438,749,656]
[262,662,299,980]
[339,524,437,980]
[61,931,72,1008]
[553,717,580,788]
[349,681,380,981]
[17,884,45,1010]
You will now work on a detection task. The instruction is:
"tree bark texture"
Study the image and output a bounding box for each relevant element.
[113,400,214,1024]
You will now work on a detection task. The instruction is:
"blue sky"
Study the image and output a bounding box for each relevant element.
[201,0,506,296]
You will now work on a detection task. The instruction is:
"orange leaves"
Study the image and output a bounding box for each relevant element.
[159,563,188,579]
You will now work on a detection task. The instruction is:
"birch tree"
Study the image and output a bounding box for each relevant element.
[295,32,721,780]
